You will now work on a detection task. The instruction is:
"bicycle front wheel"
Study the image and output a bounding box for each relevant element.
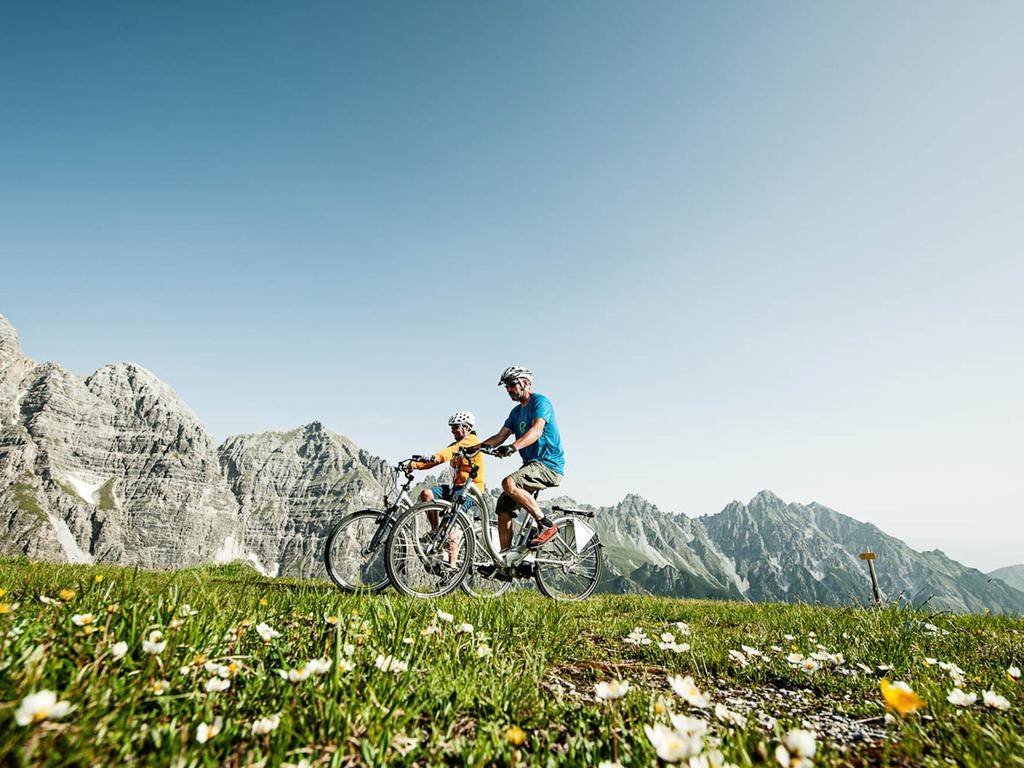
[534,515,603,601]
[323,510,391,592]
[385,503,475,598]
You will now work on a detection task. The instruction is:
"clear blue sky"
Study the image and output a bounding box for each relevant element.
[2,2,1022,570]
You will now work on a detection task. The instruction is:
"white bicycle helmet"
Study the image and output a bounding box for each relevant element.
[447,410,475,428]
[498,365,533,386]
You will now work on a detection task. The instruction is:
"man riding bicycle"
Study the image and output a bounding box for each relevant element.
[477,366,564,550]
[408,411,485,567]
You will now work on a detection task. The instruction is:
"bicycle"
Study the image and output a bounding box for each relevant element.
[322,454,514,597]
[322,458,421,592]
[384,445,604,600]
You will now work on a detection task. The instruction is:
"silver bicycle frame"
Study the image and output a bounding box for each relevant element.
[463,484,595,570]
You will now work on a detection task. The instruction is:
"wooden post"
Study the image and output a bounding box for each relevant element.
[859,552,881,606]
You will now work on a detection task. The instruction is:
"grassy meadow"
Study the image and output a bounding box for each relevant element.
[1,558,1022,767]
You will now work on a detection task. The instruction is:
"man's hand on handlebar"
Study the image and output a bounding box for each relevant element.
[494,444,517,458]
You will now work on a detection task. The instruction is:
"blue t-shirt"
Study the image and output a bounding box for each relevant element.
[503,393,565,475]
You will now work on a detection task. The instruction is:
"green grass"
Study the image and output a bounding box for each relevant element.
[11,479,46,521]
[97,480,117,511]
[1,559,1022,766]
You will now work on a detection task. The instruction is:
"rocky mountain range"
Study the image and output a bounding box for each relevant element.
[2,312,1022,614]
[988,564,1024,593]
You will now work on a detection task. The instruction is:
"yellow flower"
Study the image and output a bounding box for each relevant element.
[0,588,6,598]
[0,603,13,615]
[259,598,268,606]
[106,604,120,615]
[654,700,667,716]
[324,615,339,625]
[94,575,104,583]
[193,654,208,667]
[58,589,76,602]
[790,644,799,652]
[504,725,526,746]
[881,679,926,716]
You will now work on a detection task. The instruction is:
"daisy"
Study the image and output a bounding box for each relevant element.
[255,622,280,642]
[251,714,280,735]
[1008,666,1021,681]
[594,680,630,701]
[675,622,691,635]
[982,690,1011,711]
[436,610,454,623]
[71,613,95,627]
[151,679,170,695]
[205,677,230,693]
[14,691,72,726]
[142,630,167,655]
[110,641,128,660]
[946,688,976,707]
[775,728,816,768]
[375,654,409,674]
[643,723,703,762]
[668,675,711,709]
[729,649,748,668]
[196,718,222,744]
[306,658,332,675]
[457,623,474,634]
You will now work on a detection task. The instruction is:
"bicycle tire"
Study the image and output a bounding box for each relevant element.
[534,515,603,601]
[385,502,475,598]
[323,509,391,593]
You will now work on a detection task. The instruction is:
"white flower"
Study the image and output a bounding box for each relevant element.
[337,658,355,673]
[786,652,805,665]
[643,723,703,762]
[179,603,198,616]
[142,630,167,655]
[624,627,652,646]
[800,658,819,674]
[923,657,938,666]
[476,644,492,658]
[947,688,977,707]
[829,652,845,666]
[668,675,711,708]
[306,658,332,675]
[71,613,95,627]
[782,729,817,758]
[456,623,473,634]
[205,677,230,692]
[110,641,128,660]
[1008,666,1021,680]
[741,645,763,658]
[375,654,409,674]
[728,649,748,668]
[255,622,280,642]
[714,703,746,727]
[196,718,222,744]
[595,680,630,701]
[783,634,796,641]
[15,691,72,726]
[667,713,709,738]
[152,679,170,695]
[284,667,312,682]
[660,632,676,643]
[342,642,356,656]
[659,641,691,653]
[251,714,280,735]
[436,610,454,622]
[983,690,1011,711]
[597,762,624,768]
[675,622,691,635]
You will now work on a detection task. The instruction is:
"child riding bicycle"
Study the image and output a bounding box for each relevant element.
[407,411,485,567]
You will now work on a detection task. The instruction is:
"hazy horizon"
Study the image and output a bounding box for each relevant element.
[2,2,1021,571]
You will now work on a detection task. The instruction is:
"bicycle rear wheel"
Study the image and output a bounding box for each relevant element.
[385,503,475,598]
[534,515,603,601]
[323,510,391,592]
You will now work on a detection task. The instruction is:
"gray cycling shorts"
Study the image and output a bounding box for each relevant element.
[495,461,563,516]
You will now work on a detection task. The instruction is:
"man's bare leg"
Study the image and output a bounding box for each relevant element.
[498,510,515,550]
[501,475,544,522]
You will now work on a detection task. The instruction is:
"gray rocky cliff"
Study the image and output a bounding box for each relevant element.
[0,316,241,568]
[218,422,392,578]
